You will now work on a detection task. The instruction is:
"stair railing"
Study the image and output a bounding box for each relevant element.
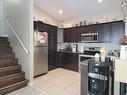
[3,16,30,54]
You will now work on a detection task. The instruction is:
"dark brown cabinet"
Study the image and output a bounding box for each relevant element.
[75,27,82,43]
[38,21,48,32]
[34,21,38,30]
[64,28,75,43]
[111,21,125,43]
[63,21,125,43]
[48,38,57,71]
[58,52,79,72]
[99,23,112,43]
[85,25,97,33]
[63,29,68,43]
[48,25,58,71]
[34,21,58,71]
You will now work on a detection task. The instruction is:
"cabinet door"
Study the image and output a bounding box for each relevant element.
[97,24,102,42]
[63,53,78,72]
[34,21,38,30]
[111,21,125,43]
[57,52,63,67]
[38,21,47,32]
[85,25,97,33]
[67,29,72,43]
[69,28,75,43]
[73,53,79,72]
[100,23,111,43]
[63,53,73,70]
[64,28,75,43]
[48,25,57,38]
[64,29,68,43]
[48,38,57,71]
[75,27,82,43]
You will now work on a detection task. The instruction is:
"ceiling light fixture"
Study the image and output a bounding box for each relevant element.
[59,10,63,14]
[98,0,103,3]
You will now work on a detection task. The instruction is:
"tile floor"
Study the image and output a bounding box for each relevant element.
[34,68,81,95]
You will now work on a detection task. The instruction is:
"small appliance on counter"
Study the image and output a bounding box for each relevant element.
[72,44,78,52]
[65,44,72,52]
[78,45,84,53]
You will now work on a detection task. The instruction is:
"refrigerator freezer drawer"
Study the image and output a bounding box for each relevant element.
[34,47,48,77]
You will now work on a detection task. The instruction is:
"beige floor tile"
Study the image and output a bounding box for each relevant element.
[42,85,64,95]
[37,89,50,95]
[34,68,80,95]
[66,82,80,94]
[55,89,77,95]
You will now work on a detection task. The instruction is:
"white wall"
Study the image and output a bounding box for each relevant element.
[34,5,60,27]
[4,0,33,84]
[63,11,123,28]
[0,0,5,36]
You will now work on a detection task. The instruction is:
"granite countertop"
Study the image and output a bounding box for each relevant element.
[79,54,95,58]
[58,50,84,54]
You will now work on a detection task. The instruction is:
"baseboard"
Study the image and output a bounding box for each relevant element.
[28,81,34,86]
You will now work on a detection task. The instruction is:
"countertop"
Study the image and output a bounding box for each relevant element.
[58,50,84,54]
[79,54,95,58]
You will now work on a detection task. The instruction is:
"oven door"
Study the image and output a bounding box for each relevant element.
[88,77,107,93]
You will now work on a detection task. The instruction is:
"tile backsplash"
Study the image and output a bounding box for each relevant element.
[57,43,120,52]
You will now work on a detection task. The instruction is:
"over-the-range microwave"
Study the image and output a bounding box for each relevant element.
[81,33,98,42]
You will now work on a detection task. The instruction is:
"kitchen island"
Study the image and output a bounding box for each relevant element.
[80,58,114,95]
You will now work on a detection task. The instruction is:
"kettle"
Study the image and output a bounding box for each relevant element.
[72,44,78,52]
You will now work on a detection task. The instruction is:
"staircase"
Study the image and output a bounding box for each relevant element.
[0,37,28,95]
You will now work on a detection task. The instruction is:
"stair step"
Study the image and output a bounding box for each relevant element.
[0,80,28,95]
[0,37,28,94]
[0,42,10,47]
[0,59,18,68]
[0,65,21,77]
[0,53,15,59]
[0,47,12,53]
[0,72,25,88]
[0,37,8,42]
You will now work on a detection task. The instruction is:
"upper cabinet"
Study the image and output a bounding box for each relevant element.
[64,28,75,43]
[99,23,112,43]
[111,21,125,43]
[63,21,125,43]
[85,25,98,33]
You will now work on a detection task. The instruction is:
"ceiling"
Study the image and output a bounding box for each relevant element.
[34,0,122,22]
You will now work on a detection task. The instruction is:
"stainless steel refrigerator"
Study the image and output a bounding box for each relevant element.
[34,30,48,77]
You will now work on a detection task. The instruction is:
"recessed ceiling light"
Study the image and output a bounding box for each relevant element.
[59,10,63,14]
[98,0,103,3]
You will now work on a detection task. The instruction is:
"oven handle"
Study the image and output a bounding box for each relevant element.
[88,73,108,81]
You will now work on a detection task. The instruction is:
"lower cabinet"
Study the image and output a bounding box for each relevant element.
[58,52,79,72]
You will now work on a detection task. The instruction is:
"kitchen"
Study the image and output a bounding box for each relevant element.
[33,0,127,95]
